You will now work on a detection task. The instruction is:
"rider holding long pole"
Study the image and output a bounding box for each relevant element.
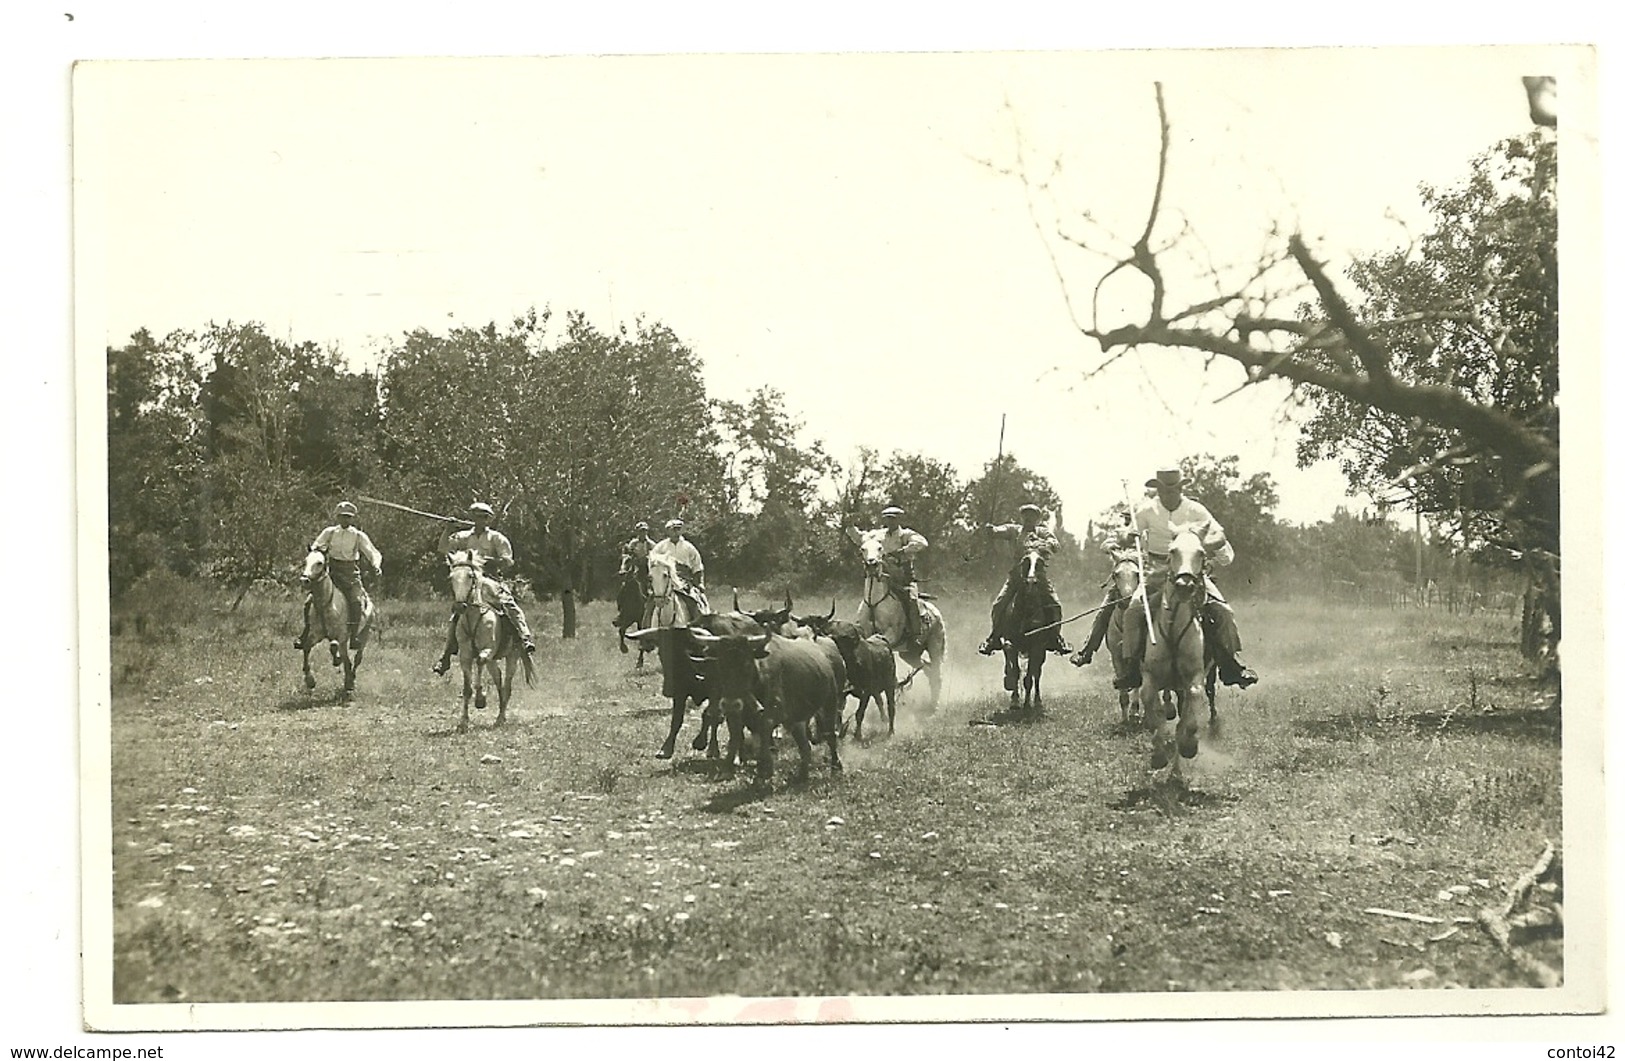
[976,502,1071,656]
[1114,468,1260,692]
[431,502,538,676]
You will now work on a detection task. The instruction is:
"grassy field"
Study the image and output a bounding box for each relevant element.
[103,577,1561,1004]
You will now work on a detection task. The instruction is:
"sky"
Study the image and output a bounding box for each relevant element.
[74,44,1579,528]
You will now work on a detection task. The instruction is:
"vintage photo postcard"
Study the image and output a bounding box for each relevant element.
[63,32,1606,1041]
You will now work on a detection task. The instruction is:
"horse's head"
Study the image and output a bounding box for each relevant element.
[300,548,328,586]
[446,549,486,606]
[858,534,887,575]
[1017,548,1047,585]
[1166,526,1209,595]
[646,551,678,597]
[1110,555,1141,600]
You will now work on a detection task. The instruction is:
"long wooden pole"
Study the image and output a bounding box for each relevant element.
[1121,479,1156,645]
[357,496,473,526]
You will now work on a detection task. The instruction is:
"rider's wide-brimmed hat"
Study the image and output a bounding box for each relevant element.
[664,518,685,530]
[1018,503,1042,515]
[335,501,358,517]
[880,506,904,517]
[1146,468,1187,489]
[469,501,495,516]
[635,521,650,531]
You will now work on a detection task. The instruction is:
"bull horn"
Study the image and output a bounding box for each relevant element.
[746,633,770,646]
[690,629,722,643]
[623,626,663,640]
[732,588,742,613]
[825,598,837,621]
[783,590,794,610]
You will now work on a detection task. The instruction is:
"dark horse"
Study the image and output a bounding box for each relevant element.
[612,550,649,668]
[993,548,1053,714]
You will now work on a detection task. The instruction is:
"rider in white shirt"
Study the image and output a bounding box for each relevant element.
[298,500,381,650]
[1114,468,1258,691]
[845,506,928,649]
[432,502,537,676]
[648,518,709,616]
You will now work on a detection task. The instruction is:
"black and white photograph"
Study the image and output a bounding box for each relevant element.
[15,5,1617,1052]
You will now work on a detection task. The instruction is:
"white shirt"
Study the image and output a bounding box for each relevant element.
[312,524,382,569]
[445,527,515,569]
[650,536,704,579]
[1133,496,1235,566]
[846,525,928,558]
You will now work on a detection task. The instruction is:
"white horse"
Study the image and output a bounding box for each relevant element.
[1140,528,1210,783]
[446,550,535,732]
[298,548,372,701]
[852,534,945,708]
[1104,555,1146,727]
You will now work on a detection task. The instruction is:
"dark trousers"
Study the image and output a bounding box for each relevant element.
[1082,592,1115,655]
[329,560,363,629]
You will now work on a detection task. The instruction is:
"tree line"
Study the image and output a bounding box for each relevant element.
[107,309,1092,635]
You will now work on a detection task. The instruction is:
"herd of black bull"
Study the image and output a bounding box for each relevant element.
[623,601,899,783]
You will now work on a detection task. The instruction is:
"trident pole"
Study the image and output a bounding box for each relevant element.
[1121,478,1157,646]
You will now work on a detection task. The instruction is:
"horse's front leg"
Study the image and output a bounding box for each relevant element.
[472,650,490,712]
[1176,685,1201,761]
[1147,684,1176,771]
[492,658,511,726]
[339,648,355,702]
[459,662,473,733]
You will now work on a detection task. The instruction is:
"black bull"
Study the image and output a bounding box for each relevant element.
[625,612,759,760]
[692,624,846,781]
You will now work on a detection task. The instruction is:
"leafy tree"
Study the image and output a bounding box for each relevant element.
[184,322,360,603]
[958,454,1081,589]
[376,310,724,637]
[1295,134,1557,561]
[710,386,839,589]
[106,328,206,593]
